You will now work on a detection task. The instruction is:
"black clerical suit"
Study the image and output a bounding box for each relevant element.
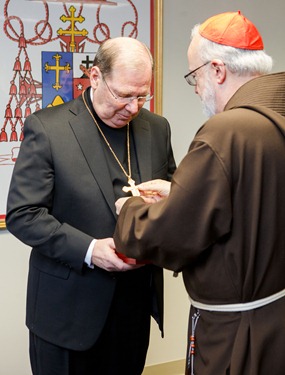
[6,88,176,374]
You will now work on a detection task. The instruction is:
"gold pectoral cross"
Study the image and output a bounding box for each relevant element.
[122,178,140,196]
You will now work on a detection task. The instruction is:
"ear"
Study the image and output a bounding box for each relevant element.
[211,59,226,84]
[89,66,100,89]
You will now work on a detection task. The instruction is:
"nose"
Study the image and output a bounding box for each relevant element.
[125,98,140,113]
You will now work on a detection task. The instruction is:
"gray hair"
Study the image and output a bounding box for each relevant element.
[191,24,273,76]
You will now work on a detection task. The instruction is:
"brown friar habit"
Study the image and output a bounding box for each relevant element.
[114,72,285,375]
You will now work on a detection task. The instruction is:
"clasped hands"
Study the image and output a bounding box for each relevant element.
[91,180,170,272]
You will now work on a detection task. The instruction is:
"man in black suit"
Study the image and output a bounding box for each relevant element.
[6,37,176,375]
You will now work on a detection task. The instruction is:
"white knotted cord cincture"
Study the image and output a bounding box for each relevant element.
[187,309,200,375]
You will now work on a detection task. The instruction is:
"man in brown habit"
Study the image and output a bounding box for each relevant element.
[114,11,285,375]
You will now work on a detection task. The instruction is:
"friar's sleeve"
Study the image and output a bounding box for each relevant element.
[114,141,232,272]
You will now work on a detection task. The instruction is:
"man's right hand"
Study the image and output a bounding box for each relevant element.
[137,179,171,202]
[91,238,142,272]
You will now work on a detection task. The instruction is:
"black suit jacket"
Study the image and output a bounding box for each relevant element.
[6,93,176,350]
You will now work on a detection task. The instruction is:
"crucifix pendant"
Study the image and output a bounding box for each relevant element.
[122,178,140,196]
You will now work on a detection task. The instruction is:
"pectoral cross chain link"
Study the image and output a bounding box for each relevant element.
[82,91,140,197]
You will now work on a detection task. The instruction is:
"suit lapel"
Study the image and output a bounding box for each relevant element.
[68,96,117,218]
[132,115,152,182]
[68,97,153,218]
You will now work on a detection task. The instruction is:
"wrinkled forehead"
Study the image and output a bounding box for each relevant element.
[109,55,152,83]
[109,67,152,92]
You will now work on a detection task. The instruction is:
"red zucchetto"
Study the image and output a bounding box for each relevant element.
[199,11,264,50]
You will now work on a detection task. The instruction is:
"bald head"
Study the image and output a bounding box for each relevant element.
[93,37,153,77]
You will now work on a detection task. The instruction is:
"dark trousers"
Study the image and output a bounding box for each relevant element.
[30,268,152,375]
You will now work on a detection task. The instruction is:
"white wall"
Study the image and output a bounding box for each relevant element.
[0,231,31,374]
[1,0,285,373]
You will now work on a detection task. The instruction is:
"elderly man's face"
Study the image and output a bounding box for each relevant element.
[199,70,217,118]
[90,64,152,129]
[187,35,218,118]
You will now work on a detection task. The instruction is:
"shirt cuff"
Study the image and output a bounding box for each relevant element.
[85,239,97,269]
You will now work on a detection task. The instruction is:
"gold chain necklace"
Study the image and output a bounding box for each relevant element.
[82,91,140,196]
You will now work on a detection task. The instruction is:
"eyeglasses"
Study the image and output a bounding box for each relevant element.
[102,75,153,104]
[184,61,210,86]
